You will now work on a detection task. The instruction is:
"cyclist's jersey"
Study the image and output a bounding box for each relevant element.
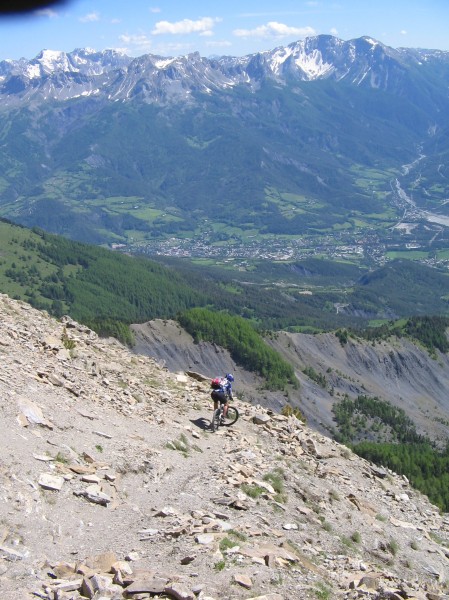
[212,378,233,401]
[220,378,232,397]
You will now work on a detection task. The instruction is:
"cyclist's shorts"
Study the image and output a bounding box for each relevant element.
[211,390,228,404]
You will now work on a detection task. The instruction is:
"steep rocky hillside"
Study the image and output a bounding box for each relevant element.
[270,331,449,443]
[131,320,280,406]
[132,321,449,443]
[1,295,449,600]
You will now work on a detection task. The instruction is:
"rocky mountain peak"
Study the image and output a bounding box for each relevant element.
[32,49,72,76]
[1,292,448,599]
[2,34,449,106]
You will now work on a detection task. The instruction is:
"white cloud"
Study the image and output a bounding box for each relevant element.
[150,7,161,13]
[205,40,232,48]
[233,21,316,39]
[118,33,200,57]
[153,42,195,56]
[330,27,338,36]
[79,12,100,23]
[119,33,152,54]
[400,30,407,36]
[35,8,58,18]
[152,17,220,36]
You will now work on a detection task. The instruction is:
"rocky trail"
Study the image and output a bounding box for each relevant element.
[1,293,449,600]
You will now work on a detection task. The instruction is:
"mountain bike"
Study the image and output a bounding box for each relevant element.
[211,403,239,432]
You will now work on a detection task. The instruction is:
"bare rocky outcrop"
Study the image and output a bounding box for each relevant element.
[1,294,449,600]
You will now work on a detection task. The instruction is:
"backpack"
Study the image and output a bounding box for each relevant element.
[210,377,221,390]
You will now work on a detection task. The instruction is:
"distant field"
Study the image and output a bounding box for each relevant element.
[386,250,430,260]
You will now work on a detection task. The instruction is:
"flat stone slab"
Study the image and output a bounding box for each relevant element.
[38,473,64,491]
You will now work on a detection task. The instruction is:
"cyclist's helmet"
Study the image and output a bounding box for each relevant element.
[225,373,234,382]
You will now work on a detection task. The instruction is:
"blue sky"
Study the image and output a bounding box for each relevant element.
[1,0,448,61]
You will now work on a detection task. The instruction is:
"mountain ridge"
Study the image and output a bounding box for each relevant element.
[2,35,449,106]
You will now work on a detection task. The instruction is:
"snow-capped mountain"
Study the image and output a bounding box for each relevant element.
[1,35,449,246]
[1,35,448,107]
[0,47,131,79]
[0,47,132,103]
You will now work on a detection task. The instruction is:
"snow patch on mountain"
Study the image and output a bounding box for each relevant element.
[33,49,75,76]
[154,58,176,69]
[294,48,334,78]
[267,42,335,79]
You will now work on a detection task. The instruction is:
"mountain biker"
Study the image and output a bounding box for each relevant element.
[211,373,234,421]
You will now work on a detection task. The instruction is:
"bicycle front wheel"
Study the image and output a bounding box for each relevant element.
[222,406,239,426]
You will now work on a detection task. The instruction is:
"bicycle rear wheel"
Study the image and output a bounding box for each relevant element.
[211,408,221,432]
[222,406,239,426]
